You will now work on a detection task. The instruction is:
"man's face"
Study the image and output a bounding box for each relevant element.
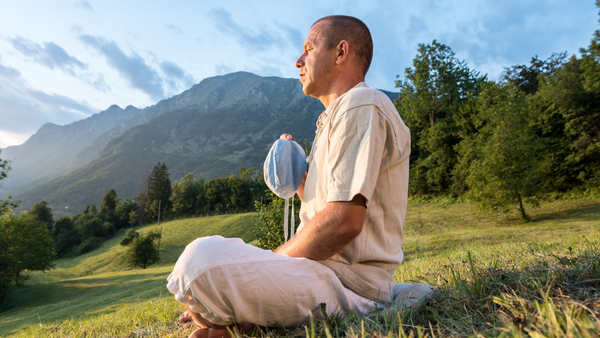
[296,21,336,98]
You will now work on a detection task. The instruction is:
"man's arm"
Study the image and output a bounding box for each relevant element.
[274,194,366,260]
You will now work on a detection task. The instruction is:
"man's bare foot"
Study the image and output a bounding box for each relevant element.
[179,311,195,328]
[179,311,193,323]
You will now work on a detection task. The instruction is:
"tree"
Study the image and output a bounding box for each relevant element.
[128,210,139,228]
[54,216,80,256]
[30,201,54,234]
[145,163,172,220]
[456,83,547,220]
[253,193,301,250]
[0,212,55,306]
[171,173,199,216]
[205,177,230,213]
[120,229,161,269]
[114,198,138,229]
[0,151,19,214]
[502,53,567,95]
[99,188,118,216]
[396,40,485,195]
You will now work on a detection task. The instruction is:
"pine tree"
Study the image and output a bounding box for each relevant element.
[145,162,172,220]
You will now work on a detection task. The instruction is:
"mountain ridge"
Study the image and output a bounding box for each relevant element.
[5,72,398,215]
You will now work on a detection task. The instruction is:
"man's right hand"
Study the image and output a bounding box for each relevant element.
[280,134,293,140]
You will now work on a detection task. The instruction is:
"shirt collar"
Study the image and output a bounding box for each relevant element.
[317,82,367,128]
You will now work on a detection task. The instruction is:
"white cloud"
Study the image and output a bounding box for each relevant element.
[0,55,95,145]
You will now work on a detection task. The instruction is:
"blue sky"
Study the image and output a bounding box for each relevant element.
[0,0,597,148]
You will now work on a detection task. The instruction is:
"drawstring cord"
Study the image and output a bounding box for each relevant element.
[284,196,295,242]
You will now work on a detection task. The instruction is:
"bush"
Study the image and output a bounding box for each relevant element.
[253,193,300,250]
[120,230,161,269]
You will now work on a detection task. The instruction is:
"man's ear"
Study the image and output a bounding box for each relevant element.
[335,40,350,65]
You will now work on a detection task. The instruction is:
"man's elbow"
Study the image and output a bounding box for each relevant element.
[343,219,363,239]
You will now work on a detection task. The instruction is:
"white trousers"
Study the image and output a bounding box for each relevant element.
[166,236,377,327]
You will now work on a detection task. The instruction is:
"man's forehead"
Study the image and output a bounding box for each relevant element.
[305,22,327,45]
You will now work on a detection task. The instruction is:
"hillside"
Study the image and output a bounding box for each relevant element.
[0,199,598,337]
[0,212,259,336]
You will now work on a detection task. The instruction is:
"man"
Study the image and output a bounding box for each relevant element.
[168,15,411,338]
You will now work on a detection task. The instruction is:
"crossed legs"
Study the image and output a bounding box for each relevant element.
[167,236,377,332]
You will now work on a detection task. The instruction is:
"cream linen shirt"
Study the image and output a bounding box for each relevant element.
[298,82,410,303]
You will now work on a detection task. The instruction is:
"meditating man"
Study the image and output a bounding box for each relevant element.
[168,15,416,338]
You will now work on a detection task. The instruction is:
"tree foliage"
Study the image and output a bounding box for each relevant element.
[0,151,19,214]
[396,40,485,194]
[145,163,172,220]
[253,193,300,250]
[120,229,161,269]
[171,173,200,216]
[456,83,547,220]
[0,212,55,306]
[29,201,54,234]
[99,188,118,216]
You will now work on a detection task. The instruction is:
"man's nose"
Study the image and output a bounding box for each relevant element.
[295,54,305,69]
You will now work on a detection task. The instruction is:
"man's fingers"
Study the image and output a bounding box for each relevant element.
[280,134,293,140]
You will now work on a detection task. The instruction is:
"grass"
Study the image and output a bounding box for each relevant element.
[1,199,599,337]
[0,212,259,336]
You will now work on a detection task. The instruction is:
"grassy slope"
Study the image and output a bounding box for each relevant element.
[1,199,599,337]
[0,212,259,337]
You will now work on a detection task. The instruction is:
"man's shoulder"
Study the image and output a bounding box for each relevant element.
[334,85,400,124]
[337,85,395,114]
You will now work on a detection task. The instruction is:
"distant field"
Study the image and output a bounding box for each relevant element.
[0,199,598,337]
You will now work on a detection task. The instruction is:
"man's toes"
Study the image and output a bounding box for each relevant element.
[179,311,193,323]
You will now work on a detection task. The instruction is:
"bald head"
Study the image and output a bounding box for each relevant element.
[312,15,373,76]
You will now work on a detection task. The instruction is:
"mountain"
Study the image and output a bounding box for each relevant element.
[10,72,399,216]
[0,105,141,197]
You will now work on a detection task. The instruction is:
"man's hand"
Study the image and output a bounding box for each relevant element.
[279,134,307,201]
[274,194,366,260]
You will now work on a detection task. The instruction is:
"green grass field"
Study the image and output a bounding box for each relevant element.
[0,199,598,337]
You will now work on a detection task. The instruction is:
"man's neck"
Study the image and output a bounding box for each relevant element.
[317,78,364,109]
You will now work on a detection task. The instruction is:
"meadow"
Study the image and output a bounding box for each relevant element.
[0,198,598,337]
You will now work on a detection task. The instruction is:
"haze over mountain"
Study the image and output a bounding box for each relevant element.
[1,72,397,215]
[0,105,142,196]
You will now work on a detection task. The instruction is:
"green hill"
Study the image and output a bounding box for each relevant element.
[0,212,259,336]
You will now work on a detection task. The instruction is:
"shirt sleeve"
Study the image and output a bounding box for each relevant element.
[326,104,387,207]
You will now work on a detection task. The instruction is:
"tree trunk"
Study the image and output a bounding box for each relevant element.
[517,193,530,221]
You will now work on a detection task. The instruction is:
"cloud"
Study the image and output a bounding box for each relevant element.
[75,1,94,12]
[160,60,196,91]
[215,63,235,75]
[165,24,183,35]
[9,37,86,75]
[437,0,594,79]
[0,55,95,145]
[209,8,288,52]
[79,34,165,100]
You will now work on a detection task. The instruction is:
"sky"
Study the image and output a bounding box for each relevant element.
[0,0,598,148]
